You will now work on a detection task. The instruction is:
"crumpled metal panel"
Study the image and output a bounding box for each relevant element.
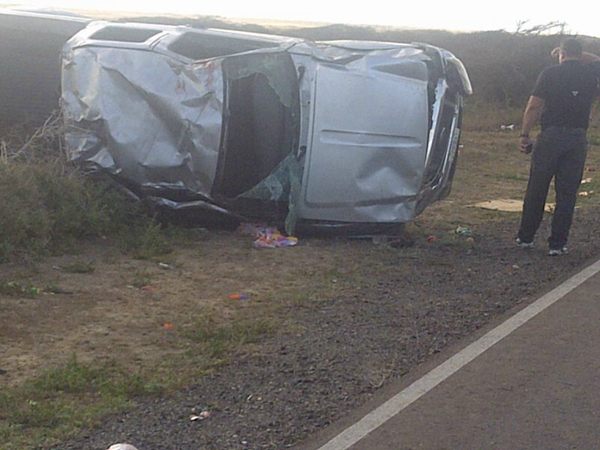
[62,42,224,199]
[61,23,472,232]
[296,59,429,223]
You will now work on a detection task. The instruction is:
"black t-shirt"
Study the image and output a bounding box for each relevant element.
[532,60,600,130]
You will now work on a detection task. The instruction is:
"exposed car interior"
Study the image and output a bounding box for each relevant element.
[216,53,300,199]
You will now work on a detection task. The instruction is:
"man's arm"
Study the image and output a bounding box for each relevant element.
[519,96,544,153]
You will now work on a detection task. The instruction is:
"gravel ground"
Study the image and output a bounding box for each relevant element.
[53,209,600,450]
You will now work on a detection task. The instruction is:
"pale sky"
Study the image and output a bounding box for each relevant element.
[6,1,600,38]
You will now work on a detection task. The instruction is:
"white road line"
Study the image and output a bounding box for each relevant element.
[318,258,600,450]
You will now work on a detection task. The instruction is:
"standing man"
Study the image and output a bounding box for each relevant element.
[517,39,600,255]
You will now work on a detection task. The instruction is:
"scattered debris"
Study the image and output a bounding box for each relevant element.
[578,191,594,197]
[162,322,175,331]
[107,444,139,450]
[582,178,593,184]
[500,124,515,131]
[238,223,299,249]
[140,285,158,293]
[190,410,211,421]
[512,264,520,270]
[158,262,173,270]
[470,199,555,214]
[426,235,438,243]
[228,293,250,301]
[455,226,473,237]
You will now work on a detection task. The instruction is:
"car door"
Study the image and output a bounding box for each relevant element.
[297,62,430,223]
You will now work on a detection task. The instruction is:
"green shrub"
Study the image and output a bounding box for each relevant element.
[0,161,149,260]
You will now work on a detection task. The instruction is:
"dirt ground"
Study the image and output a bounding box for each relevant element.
[3,129,600,449]
[44,211,600,450]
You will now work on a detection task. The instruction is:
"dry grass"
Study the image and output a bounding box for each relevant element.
[0,116,173,262]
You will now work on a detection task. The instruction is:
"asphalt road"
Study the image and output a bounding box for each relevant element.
[305,259,600,450]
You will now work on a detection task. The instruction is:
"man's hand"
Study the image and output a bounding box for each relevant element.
[519,135,534,154]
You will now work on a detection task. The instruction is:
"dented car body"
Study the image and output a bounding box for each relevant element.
[62,22,472,232]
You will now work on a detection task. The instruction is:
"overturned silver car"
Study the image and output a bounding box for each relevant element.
[62,22,472,233]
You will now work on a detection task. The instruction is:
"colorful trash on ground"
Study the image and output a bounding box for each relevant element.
[228,293,250,301]
[238,223,299,249]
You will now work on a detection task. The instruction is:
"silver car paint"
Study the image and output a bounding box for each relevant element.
[61,22,471,228]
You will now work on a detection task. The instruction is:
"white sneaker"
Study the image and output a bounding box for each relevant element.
[548,246,568,256]
[516,237,534,249]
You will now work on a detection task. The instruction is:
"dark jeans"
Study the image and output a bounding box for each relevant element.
[518,127,588,249]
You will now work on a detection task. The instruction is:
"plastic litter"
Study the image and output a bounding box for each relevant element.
[162,322,175,331]
[581,178,593,184]
[578,191,594,197]
[426,235,438,243]
[500,123,515,130]
[455,226,473,237]
[228,293,250,301]
[190,410,211,421]
[238,223,298,249]
[107,444,139,450]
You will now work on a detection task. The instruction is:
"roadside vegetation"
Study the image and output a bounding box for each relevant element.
[0,115,172,263]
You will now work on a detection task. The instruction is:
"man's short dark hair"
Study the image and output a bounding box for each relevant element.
[560,38,583,57]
